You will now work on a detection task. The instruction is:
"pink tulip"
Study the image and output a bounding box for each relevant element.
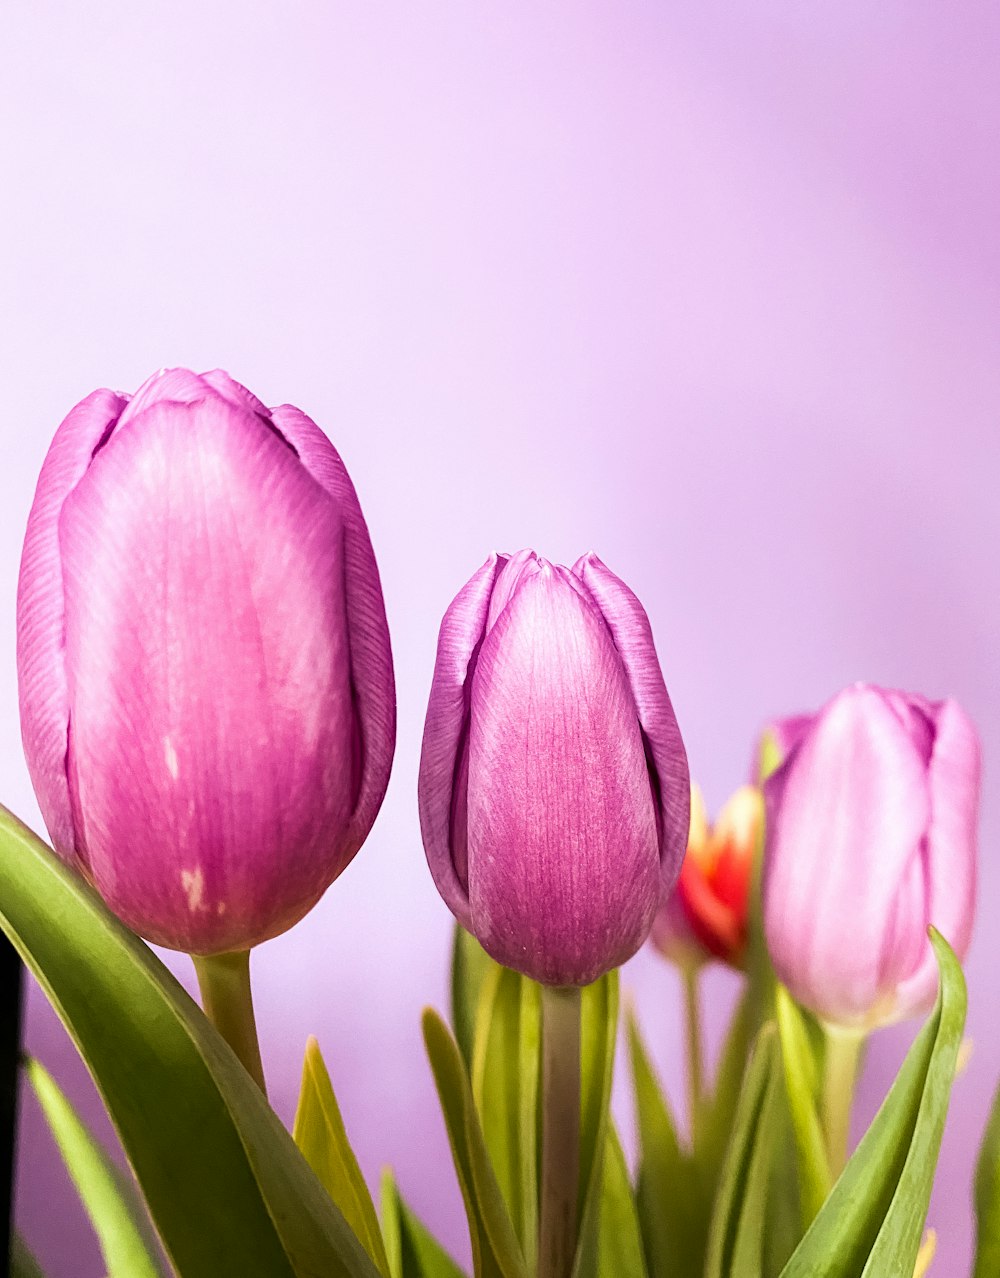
[17,368,395,954]
[763,684,979,1028]
[419,550,689,986]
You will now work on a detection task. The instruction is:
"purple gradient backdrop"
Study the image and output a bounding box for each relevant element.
[2,3,997,1274]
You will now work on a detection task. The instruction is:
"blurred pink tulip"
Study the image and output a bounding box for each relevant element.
[17,368,395,954]
[419,549,689,986]
[763,683,979,1028]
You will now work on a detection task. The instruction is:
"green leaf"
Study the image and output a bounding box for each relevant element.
[422,1008,527,1278]
[11,1232,47,1278]
[25,1056,164,1278]
[775,985,831,1225]
[595,1124,648,1278]
[781,929,967,1278]
[451,926,499,1070]
[973,1077,1000,1278]
[471,966,540,1262]
[627,1006,706,1276]
[293,1036,391,1276]
[380,1171,468,1278]
[763,1078,806,1275]
[705,1024,781,1278]
[0,806,379,1278]
[572,971,619,1278]
[699,985,755,1181]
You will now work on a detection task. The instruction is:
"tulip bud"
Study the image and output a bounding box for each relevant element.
[763,684,979,1029]
[652,783,761,969]
[418,550,689,986]
[17,368,395,955]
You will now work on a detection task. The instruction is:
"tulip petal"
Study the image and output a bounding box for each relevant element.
[467,568,660,985]
[115,368,270,434]
[270,405,396,856]
[763,686,931,1026]
[484,548,540,631]
[894,699,980,1018]
[17,388,129,864]
[573,553,689,890]
[58,396,358,953]
[418,556,505,927]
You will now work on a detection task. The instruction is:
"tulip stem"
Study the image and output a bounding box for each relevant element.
[193,950,267,1096]
[820,1026,864,1178]
[538,984,582,1278]
[682,965,705,1143]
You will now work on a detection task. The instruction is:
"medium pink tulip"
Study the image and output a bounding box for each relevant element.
[17,368,395,954]
[419,550,689,986]
[763,684,979,1028]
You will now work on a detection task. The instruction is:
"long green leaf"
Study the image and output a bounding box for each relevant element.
[730,1059,782,1276]
[595,1125,648,1278]
[973,1077,1000,1278]
[25,1056,164,1278]
[763,1087,806,1276]
[293,1037,391,1276]
[698,985,754,1183]
[451,926,499,1070]
[380,1171,468,1278]
[860,934,967,1276]
[627,1008,706,1277]
[776,986,831,1225]
[471,966,540,1262]
[781,929,966,1278]
[572,971,619,1278]
[422,1008,527,1278]
[705,1025,779,1278]
[0,806,379,1278]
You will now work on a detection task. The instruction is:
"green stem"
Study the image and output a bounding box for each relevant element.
[192,950,267,1095]
[682,964,705,1145]
[820,1026,864,1177]
[538,984,582,1278]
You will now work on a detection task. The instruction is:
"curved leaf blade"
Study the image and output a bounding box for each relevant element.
[595,1125,648,1278]
[0,806,378,1278]
[860,934,967,1276]
[451,927,499,1070]
[627,1007,705,1276]
[699,985,754,1180]
[781,930,967,1278]
[705,1024,780,1278]
[471,967,540,1262]
[776,985,831,1225]
[293,1037,391,1276]
[572,971,619,1278]
[422,1008,527,1278]
[380,1172,468,1278]
[974,1076,1000,1278]
[25,1056,164,1278]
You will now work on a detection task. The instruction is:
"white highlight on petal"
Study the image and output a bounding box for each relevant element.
[164,737,179,779]
[181,867,205,912]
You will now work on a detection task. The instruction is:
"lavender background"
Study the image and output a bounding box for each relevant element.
[2,3,998,1274]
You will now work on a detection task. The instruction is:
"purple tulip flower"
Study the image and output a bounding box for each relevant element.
[17,368,395,955]
[763,684,979,1028]
[419,550,689,986]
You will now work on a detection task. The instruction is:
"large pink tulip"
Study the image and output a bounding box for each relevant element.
[17,368,395,954]
[763,684,979,1028]
[419,549,689,986]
